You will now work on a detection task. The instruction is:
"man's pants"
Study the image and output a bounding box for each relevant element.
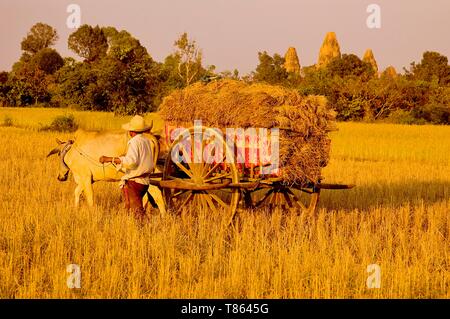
[122,180,149,219]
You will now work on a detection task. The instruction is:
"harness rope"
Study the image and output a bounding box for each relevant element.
[68,132,159,181]
[71,144,119,179]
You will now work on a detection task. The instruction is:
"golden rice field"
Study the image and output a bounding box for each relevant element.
[0,107,449,298]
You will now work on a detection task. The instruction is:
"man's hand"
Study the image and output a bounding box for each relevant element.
[99,156,121,165]
[99,156,109,164]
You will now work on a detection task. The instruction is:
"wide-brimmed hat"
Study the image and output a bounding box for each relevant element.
[121,115,153,132]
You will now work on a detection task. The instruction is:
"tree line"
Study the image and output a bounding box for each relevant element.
[0,23,213,115]
[253,49,450,124]
[0,23,449,124]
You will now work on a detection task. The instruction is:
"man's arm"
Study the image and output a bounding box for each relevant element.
[99,142,139,169]
[99,156,121,164]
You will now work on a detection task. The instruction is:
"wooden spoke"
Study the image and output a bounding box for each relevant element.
[299,188,314,194]
[200,194,208,212]
[254,189,274,207]
[191,194,199,210]
[178,143,192,167]
[202,155,226,179]
[204,172,232,183]
[177,141,199,177]
[189,135,214,177]
[180,191,194,207]
[246,184,320,213]
[268,191,275,205]
[173,190,189,198]
[192,194,201,211]
[190,163,203,178]
[283,190,294,207]
[275,192,282,206]
[163,125,240,224]
[309,192,320,213]
[209,193,229,209]
[198,137,212,176]
[203,193,219,214]
[174,160,194,179]
[286,188,307,210]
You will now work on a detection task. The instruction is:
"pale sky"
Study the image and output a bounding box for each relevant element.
[1,0,449,74]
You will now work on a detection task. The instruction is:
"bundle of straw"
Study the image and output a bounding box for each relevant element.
[159,79,336,185]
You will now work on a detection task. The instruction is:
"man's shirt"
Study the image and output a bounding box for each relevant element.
[117,134,154,185]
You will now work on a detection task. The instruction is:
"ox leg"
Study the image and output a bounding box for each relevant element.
[73,175,83,207]
[82,179,94,207]
[147,185,166,217]
[74,184,83,207]
[142,193,149,210]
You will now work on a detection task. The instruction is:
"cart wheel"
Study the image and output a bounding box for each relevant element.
[163,126,240,225]
[252,183,320,214]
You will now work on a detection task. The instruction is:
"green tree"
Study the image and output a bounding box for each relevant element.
[102,26,119,45]
[7,48,63,106]
[0,72,10,105]
[297,66,331,96]
[157,33,213,97]
[327,54,375,80]
[21,23,58,54]
[253,51,289,85]
[107,30,148,64]
[55,27,163,114]
[68,25,108,62]
[31,48,64,74]
[95,56,158,114]
[324,77,367,121]
[52,60,97,109]
[299,64,397,121]
[407,51,450,86]
[0,72,8,83]
[174,33,203,86]
[219,69,240,80]
[364,77,406,120]
[7,65,51,105]
[161,54,185,89]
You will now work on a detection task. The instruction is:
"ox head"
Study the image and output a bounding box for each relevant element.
[47,138,74,181]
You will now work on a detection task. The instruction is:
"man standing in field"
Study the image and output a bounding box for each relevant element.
[99,115,154,220]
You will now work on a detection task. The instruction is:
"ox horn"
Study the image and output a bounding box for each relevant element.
[47,148,60,158]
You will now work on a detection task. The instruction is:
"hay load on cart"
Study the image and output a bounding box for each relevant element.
[154,79,353,222]
[159,79,336,185]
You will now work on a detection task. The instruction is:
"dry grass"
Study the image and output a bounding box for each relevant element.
[0,108,449,298]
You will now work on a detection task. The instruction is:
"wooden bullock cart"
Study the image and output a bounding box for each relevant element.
[149,123,354,224]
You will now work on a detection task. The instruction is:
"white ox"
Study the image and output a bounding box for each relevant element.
[47,129,166,215]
